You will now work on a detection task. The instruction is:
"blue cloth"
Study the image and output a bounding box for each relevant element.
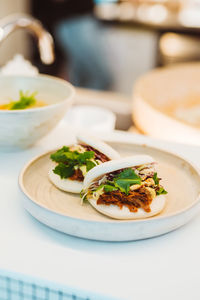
[0,269,119,300]
[55,15,112,90]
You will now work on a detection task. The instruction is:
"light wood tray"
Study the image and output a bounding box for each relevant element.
[19,142,200,241]
[133,63,200,145]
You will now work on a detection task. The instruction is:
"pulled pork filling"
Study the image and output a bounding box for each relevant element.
[97,187,153,212]
[70,168,84,182]
[85,164,167,213]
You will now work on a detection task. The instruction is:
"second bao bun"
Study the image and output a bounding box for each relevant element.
[83,155,167,220]
[76,133,120,161]
[48,169,83,193]
[49,134,120,194]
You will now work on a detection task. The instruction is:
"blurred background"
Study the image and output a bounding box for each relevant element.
[2,0,200,95]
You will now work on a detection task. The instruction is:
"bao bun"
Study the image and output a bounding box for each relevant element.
[77,133,120,160]
[83,155,154,190]
[49,134,120,194]
[49,169,83,193]
[83,155,166,219]
[88,195,166,220]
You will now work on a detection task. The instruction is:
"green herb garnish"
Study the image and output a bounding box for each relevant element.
[10,90,37,110]
[92,168,167,196]
[53,163,75,179]
[104,184,118,193]
[153,173,167,195]
[156,187,168,195]
[50,146,95,179]
[153,172,160,185]
[113,169,141,194]
[50,146,70,163]
[93,168,142,195]
[86,160,96,171]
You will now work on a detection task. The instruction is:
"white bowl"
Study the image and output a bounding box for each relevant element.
[133,63,200,145]
[0,75,75,150]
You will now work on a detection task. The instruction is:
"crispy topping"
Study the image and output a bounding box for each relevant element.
[130,184,141,191]
[144,178,155,186]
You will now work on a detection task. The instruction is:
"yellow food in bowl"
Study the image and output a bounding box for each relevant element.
[0,90,47,110]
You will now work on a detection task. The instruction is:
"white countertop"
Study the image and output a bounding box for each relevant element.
[1,122,200,300]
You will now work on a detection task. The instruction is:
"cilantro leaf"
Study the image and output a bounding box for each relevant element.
[63,151,80,161]
[153,173,167,194]
[10,90,37,110]
[50,147,94,165]
[50,146,96,179]
[156,187,168,195]
[92,168,167,197]
[78,151,95,164]
[93,168,142,195]
[53,163,74,179]
[50,146,70,163]
[93,183,118,193]
[92,167,168,197]
[153,172,160,185]
[114,168,139,180]
[86,160,96,171]
[104,185,118,193]
[114,168,141,194]
[96,184,104,191]
[114,178,141,194]
[105,180,115,186]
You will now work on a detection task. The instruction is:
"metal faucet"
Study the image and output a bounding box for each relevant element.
[0,13,55,64]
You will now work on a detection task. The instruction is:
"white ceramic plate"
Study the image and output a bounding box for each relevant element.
[19,142,200,241]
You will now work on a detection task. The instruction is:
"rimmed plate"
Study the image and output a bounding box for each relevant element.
[19,142,200,241]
